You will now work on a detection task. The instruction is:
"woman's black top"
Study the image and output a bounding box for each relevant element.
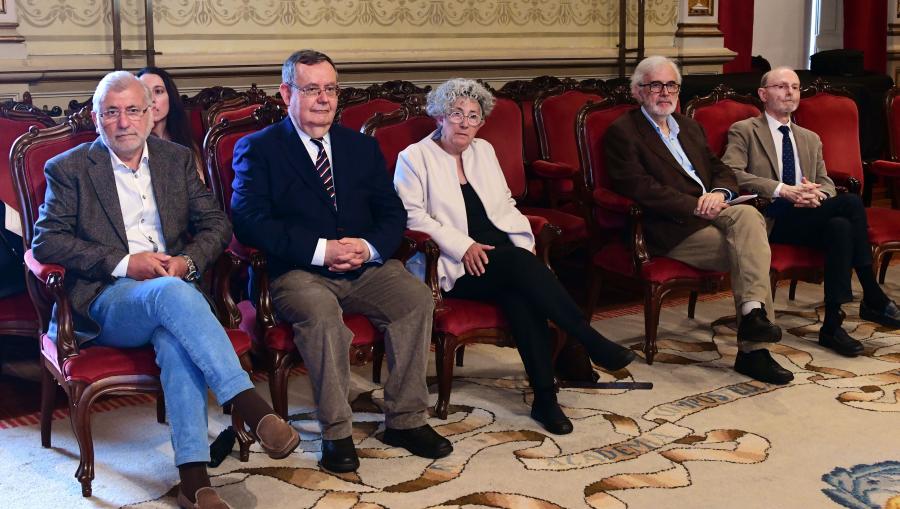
[461,183,513,247]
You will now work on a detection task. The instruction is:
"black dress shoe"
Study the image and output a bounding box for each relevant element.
[734,349,793,385]
[859,299,900,329]
[530,401,574,435]
[818,327,864,357]
[320,436,359,473]
[737,306,782,343]
[382,424,453,459]
[584,338,636,371]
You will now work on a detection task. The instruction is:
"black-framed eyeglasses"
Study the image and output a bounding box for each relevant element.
[286,82,340,98]
[764,83,800,92]
[638,81,681,94]
[97,105,151,122]
[446,110,483,126]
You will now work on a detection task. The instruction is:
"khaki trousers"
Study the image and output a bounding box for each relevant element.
[270,260,435,440]
[666,205,774,320]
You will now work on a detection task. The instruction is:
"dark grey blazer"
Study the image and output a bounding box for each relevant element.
[31,136,231,343]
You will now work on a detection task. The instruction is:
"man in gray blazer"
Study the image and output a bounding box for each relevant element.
[31,71,298,508]
[722,66,900,358]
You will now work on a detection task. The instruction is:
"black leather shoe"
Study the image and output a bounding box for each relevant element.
[818,327,864,357]
[585,339,636,371]
[859,299,900,329]
[382,424,453,459]
[320,436,359,473]
[734,349,793,385]
[737,306,782,343]
[530,401,574,435]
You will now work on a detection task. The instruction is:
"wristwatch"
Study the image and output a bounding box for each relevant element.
[179,254,199,282]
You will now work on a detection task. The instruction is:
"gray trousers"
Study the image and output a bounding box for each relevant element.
[270,260,434,440]
[666,205,775,321]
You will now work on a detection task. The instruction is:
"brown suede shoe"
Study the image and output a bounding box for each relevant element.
[177,487,231,509]
[255,414,300,459]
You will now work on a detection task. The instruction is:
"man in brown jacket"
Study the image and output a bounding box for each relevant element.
[605,55,791,384]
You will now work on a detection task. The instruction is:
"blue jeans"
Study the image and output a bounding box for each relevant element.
[89,277,253,466]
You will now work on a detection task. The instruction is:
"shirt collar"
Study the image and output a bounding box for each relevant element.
[765,111,792,131]
[640,106,679,137]
[107,142,149,171]
[289,116,331,147]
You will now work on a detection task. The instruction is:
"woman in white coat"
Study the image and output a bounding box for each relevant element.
[393,79,635,435]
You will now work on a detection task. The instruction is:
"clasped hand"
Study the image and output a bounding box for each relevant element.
[325,237,370,272]
[694,192,729,220]
[126,252,187,280]
[462,242,494,276]
[780,177,826,208]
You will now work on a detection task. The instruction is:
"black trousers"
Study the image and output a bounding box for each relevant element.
[445,246,593,392]
[769,193,871,305]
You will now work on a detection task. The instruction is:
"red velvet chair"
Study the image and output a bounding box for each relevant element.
[532,81,605,208]
[869,86,900,208]
[204,84,284,130]
[181,86,240,155]
[364,102,568,418]
[203,102,388,419]
[575,89,727,364]
[0,102,55,345]
[12,108,254,497]
[793,79,900,284]
[338,80,429,132]
[684,84,826,301]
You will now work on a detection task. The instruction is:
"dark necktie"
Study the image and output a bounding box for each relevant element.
[310,137,336,209]
[767,125,796,218]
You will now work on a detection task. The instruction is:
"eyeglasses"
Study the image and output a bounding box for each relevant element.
[286,82,339,98]
[446,110,483,126]
[764,83,801,92]
[97,106,150,122]
[638,81,681,94]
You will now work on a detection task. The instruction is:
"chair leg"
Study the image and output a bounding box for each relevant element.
[643,284,663,365]
[156,393,166,424]
[687,291,698,319]
[433,333,456,420]
[68,384,95,497]
[770,273,778,301]
[40,363,55,448]
[372,341,384,384]
[789,280,799,301]
[879,252,893,284]
[455,346,465,367]
[585,268,602,319]
[269,351,291,420]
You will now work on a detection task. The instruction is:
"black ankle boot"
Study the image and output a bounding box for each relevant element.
[530,395,573,435]
[581,333,635,371]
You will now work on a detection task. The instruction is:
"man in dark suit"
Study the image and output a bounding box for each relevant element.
[723,66,900,356]
[605,56,791,384]
[231,49,451,473]
[32,71,297,508]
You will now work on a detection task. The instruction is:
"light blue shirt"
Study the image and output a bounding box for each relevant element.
[289,117,381,265]
[640,107,733,200]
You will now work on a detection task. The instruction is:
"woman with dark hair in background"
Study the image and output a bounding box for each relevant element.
[137,66,205,182]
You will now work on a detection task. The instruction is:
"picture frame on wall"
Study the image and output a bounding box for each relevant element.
[688,0,714,16]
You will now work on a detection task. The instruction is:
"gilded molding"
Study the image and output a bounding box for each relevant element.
[17,0,678,29]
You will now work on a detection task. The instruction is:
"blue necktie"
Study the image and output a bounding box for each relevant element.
[767,125,796,218]
[310,138,336,209]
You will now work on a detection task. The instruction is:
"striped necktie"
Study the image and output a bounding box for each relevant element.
[310,137,336,209]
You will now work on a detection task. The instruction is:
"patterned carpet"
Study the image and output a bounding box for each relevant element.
[1,278,899,509]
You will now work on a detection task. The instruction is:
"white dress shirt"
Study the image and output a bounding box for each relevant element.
[109,142,167,277]
[288,117,381,265]
[765,111,803,197]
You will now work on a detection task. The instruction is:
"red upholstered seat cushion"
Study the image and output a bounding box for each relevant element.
[866,207,900,244]
[433,298,508,337]
[1,117,45,211]
[374,116,436,175]
[239,301,381,352]
[340,98,400,132]
[226,328,252,357]
[691,100,761,156]
[43,334,160,384]
[592,241,726,283]
[794,93,864,184]
[769,243,825,272]
[518,206,588,243]
[0,292,37,323]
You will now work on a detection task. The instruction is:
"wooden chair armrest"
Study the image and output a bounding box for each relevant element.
[24,249,79,363]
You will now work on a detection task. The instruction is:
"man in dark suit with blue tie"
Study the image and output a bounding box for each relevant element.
[723,66,900,357]
[231,49,451,473]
